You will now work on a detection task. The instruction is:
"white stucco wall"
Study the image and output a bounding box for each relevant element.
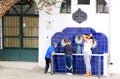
[38,0,110,75]
[38,0,120,75]
[0,0,119,75]
[38,0,109,64]
[109,0,120,74]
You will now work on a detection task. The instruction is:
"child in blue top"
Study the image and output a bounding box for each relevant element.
[44,42,57,73]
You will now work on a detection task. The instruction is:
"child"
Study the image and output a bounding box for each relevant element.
[44,42,57,73]
[64,39,75,75]
[82,33,95,76]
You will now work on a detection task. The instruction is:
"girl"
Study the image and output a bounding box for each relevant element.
[83,33,95,76]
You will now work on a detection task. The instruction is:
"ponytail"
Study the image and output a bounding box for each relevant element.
[91,38,97,48]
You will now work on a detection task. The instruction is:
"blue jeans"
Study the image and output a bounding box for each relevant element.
[65,56,73,73]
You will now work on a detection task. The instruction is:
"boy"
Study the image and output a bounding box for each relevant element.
[64,39,75,75]
[44,42,57,73]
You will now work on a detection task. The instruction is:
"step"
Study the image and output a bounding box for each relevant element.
[0,61,38,69]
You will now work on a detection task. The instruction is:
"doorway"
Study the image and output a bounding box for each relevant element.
[0,0,39,62]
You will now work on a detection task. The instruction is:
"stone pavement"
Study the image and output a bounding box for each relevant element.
[0,66,119,79]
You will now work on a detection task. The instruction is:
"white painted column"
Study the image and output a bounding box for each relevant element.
[104,53,109,76]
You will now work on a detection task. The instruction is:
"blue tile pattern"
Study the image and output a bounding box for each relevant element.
[53,55,103,75]
[52,27,108,75]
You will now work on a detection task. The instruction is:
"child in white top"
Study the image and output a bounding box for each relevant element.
[83,33,94,77]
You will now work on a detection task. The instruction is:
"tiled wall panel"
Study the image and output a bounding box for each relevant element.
[52,27,108,75]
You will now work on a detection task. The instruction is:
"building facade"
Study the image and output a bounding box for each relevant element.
[0,0,120,75]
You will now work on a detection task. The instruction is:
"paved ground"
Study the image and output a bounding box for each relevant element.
[0,66,120,79]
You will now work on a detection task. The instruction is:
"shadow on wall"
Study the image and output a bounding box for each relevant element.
[52,27,108,54]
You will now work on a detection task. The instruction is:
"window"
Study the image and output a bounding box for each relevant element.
[3,0,39,49]
[5,0,39,15]
[78,0,90,4]
[60,0,71,13]
[97,0,109,13]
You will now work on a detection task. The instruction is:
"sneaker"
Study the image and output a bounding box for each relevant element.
[66,73,73,75]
